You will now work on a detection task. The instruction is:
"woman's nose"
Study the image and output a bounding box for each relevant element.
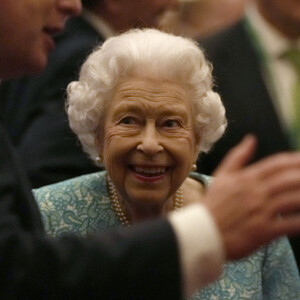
[57,0,82,17]
[137,126,164,156]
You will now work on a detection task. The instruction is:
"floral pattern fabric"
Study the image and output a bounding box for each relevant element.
[33,171,300,299]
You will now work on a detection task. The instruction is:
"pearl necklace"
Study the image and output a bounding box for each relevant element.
[107,176,183,227]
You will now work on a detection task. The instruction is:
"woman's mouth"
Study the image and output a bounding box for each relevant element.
[134,166,166,176]
[130,165,169,181]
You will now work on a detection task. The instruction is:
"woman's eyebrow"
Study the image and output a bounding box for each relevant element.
[112,103,189,124]
[111,103,144,117]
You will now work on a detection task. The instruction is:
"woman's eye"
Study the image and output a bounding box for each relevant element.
[164,119,180,128]
[120,117,137,125]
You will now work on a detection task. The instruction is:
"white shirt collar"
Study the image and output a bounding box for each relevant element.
[244,2,300,131]
[81,9,115,39]
[245,2,300,58]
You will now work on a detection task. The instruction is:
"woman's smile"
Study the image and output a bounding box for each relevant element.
[129,164,170,182]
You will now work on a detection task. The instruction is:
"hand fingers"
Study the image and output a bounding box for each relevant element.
[245,151,300,180]
[270,190,300,216]
[213,134,257,176]
[273,214,300,237]
[262,168,300,198]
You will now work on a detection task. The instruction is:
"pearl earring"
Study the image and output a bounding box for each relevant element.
[96,155,103,165]
[191,163,197,172]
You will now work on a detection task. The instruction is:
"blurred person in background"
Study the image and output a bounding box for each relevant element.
[160,0,248,39]
[197,0,300,266]
[0,0,178,188]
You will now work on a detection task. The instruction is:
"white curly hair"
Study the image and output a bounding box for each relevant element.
[67,28,227,163]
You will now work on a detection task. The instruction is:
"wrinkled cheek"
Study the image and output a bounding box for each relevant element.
[102,130,133,189]
[183,132,196,149]
[103,145,126,195]
[176,135,195,169]
[102,131,121,174]
[179,134,195,152]
[104,151,115,178]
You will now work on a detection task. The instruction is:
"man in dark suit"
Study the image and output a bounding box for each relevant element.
[0,0,178,188]
[197,0,300,264]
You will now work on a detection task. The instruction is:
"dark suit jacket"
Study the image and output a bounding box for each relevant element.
[0,16,103,188]
[0,117,181,298]
[197,20,300,266]
[197,20,291,175]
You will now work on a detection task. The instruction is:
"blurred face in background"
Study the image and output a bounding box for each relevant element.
[159,0,248,39]
[121,0,178,28]
[0,0,81,79]
[258,0,300,39]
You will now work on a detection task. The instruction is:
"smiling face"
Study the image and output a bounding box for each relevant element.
[99,77,198,216]
[0,0,81,79]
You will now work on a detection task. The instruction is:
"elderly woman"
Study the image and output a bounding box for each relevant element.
[34,29,300,299]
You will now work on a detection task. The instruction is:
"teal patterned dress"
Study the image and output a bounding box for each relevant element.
[33,171,300,299]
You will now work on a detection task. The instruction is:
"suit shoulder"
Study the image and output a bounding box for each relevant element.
[49,17,105,67]
[199,21,246,59]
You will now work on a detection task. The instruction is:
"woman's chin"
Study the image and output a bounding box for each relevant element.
[126,189,169,209]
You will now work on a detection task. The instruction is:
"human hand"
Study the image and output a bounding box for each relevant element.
[203,135,300,260]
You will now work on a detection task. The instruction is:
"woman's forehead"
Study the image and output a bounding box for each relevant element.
[108,83,193,122]
[112,99,190,116]
[113,77,189,101]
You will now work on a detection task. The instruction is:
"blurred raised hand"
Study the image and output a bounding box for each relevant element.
[204,135,300,260]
